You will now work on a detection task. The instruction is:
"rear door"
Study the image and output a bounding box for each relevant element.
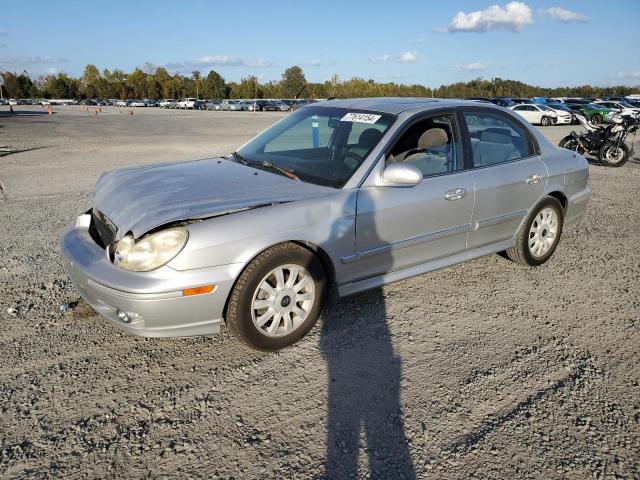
[462,108,547,249]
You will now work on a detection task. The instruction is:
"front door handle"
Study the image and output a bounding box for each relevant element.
[444,188,466,201]
[525,174,543,185]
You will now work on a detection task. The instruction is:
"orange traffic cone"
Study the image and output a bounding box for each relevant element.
[93,107,98,115]
[48,105,53,115]
[129,110,133,116]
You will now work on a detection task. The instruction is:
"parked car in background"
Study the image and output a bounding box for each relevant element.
[128,99,146,107]
[489,97,516,107]
[539,104,572,124]
[60,98,590,350]
[509,104,558,126]
[510,98,534,105]
[177,98,202,109]
[226,100,243,111]
[545,102,582,124]
[158,99,173,108]
[564,98,595,105]
[565,103,615,124]
[143,99,157,107]
[0,98,8,105]
[205,99,223,110]
[593,100,640,117]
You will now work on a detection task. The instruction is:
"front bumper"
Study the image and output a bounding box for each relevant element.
[59,215,243,337]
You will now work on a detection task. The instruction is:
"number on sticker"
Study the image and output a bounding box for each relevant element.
[340,113,382,124]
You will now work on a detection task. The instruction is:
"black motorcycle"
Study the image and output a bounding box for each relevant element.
[558,113,638,167]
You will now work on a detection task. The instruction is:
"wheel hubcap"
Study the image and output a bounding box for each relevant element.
[251,264,315,337]
[528,207,559,258]
[605,146,624,163]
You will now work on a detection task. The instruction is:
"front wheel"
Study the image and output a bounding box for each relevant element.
[598,142,629,167]
[591,114,602,125]
[541,116,551,127]
[505,197,564,267]
[226,243,326,351]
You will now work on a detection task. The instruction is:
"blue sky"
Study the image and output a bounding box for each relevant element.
[2,0,639,87]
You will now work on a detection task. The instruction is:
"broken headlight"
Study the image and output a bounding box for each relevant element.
[112,227,188,272]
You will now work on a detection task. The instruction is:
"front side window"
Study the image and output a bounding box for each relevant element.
[387,113,462,176]
[237,107,395,188]
[463,110,534,167]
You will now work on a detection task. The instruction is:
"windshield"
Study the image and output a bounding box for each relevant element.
[618,101,635,108]
[236,106,396,188]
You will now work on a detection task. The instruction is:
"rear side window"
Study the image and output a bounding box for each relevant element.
[462,111,534,167]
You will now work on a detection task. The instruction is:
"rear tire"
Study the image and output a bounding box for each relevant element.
[558,135,584,155]
[226,242,326,351]
[598,142,629,167]
[505,197,564,267]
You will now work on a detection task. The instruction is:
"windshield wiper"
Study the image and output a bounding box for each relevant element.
[231,152,300,181]
[259,161,300,181]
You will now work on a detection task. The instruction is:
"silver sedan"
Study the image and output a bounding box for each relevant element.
[60,98,591,350]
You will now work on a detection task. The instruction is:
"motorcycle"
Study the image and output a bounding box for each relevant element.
[558,113,638,167]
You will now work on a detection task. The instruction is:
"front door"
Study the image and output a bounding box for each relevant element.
[354,112,475,281]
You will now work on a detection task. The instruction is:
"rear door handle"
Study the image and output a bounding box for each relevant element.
[444,188,466,201]
[525,174,542,185]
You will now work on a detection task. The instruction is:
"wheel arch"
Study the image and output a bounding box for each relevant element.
[546,190,568,211]
[222,240,338,321]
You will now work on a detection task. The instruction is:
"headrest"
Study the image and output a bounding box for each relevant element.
[481,128,512,144]
[358,128,383,148]
[417,128,448,149]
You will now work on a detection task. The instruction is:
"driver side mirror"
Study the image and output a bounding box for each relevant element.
[381,163,422,187]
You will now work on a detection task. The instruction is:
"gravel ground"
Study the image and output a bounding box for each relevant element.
[1,106,639,479]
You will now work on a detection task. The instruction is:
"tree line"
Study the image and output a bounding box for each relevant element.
[1,64,637,100]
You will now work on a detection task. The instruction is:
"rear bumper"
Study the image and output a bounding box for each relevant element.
[59,215,242,337]
[565,188,591,227]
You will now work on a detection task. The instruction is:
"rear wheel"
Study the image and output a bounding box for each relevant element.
[598,142,629,167]
[558,135,585,155]
[226,243,326,351]
[506,197,564,267]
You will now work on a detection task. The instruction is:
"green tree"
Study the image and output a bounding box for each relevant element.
[280,66,307,99]
[202,70,227,99]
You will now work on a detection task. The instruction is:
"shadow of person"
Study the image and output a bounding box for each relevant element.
[319,190,416,479]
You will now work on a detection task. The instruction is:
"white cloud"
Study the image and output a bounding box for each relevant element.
[445,1,533,32]
[309,59,322,66]
[46,67,58,74]
[369,51,418,63]
[399,51,418,62]
[457,62,488,71]
[0,55,69,68]
[614,70,640,80]
[168,55,272,71]
[544,7,589,23]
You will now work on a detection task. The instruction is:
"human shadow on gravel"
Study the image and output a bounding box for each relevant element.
[320,290,415,479]
[319,188,415,478]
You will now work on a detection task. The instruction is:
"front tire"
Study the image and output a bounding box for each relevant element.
[558,135,585,155]
[541,116,551,126]
[591,114,602,125]
[598,142,629,167]
[226,243,326,351]
[505,197,564,267]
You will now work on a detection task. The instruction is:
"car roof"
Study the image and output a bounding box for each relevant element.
[313,97,478,115]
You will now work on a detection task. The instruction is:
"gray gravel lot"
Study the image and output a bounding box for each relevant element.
[1,105,639,479]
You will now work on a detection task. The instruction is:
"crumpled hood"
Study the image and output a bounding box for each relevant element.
[93,158,334,240]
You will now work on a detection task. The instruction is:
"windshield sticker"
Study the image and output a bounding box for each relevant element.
[340,113,382,124]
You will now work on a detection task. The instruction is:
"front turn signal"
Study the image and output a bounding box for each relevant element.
[183,285,216,297]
